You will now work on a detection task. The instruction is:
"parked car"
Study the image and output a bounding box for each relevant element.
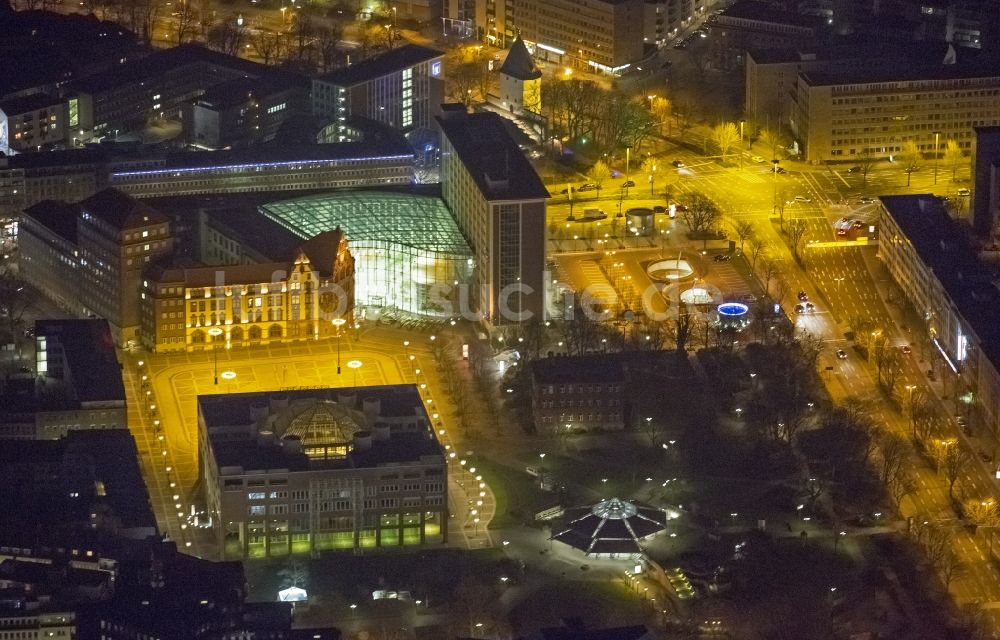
[794,195,812,203]
[852,220,864,229]
[774,166,786,174]
[958,187,971,197]
[672,160,685,168]
[805,302,815,311]
[798,291,808,301]
[559,187,573,194]
[900,345,912,355]
[653,205,666,213]
[751,155,765,163]
[713,253,732,262]
[578,183,599,191]
[836,228,848,236]
[847,166,860,173]
[836,349,848,359]
[794,304,806,314]
[622,180,636,188]
[858,196,876,204]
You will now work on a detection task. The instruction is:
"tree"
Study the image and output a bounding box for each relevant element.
[315,23,345,72]
[677,192,721,244]
[943,445,969,499]
[877,431,908,486]
[911,392,937,444]
[251,30,286,65]
[587,161,612,198]
[748,236,769,273]
[786,218,807,261]
[900,140,922,187]
[734,220,754,254]
[174,2,198,44]
[650,96,672,135]
[0,273,31,348]
[943,139,964,181]
[855,148,877,186]
[712,121,740,161]
[640,157,658,197]
[207,20,247,56]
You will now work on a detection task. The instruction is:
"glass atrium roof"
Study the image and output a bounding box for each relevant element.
[260,191,471,257]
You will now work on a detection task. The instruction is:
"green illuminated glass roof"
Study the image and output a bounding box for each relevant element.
[260,191,471,256]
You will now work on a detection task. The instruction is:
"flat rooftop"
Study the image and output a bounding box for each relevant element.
[0,430,157,537]
[532,354,625,385]
[315,44,443,87]
[437,111,549,201]
[717,0,820,28]
[801,62,1000,87]
[36,318,125,406]
[200,386,444,474]
[22,200,81,245]
[879,194,1000,365]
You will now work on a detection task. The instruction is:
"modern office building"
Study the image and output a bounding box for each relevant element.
[471,0,645,72]
[791,64,1000,163]
[708,0,821,70]
[971,125,1000,236]
[261,191,473,318]
[643,0,720,47]
[438,110,548,325]
[878,194,1000,443]
[0,429,157,541]
[183,74,311,150]
[531,355,627,434]
[0,93,68,152]
[18,200,81,313]
[0,135,414,218]
[0,319,126,440]
[69,44,279,139]
[76,189,174,343]
[140,229,355,353]
[199,386,448,559]
[312,44,445,140]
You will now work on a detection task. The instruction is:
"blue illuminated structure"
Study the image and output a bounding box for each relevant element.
[716,302,750,330]
[717,302,749,316]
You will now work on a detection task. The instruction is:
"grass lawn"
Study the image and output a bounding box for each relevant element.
[474,457,550,529]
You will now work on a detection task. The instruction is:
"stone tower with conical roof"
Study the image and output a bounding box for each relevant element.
[498,35,542,116]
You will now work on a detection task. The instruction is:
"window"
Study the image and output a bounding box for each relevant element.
[249,505,266,515]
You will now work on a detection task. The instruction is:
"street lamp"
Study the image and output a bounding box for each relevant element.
[347,359,362,386]
[739,119,745,170]
[208,327,223,384]
[933,131,941,185]
[332,318,346,374]
[771,159,780,218]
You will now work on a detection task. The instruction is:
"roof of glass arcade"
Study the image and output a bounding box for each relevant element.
[260,191,472,257]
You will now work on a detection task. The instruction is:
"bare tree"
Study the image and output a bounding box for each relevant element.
[944,445,970,499]
[900,140,922,188]
[587,161,612,199]
[251,30,286,65]
[786,218,807,261]
[207,20,247,56]
[0,273,32,349]
[712,121,740,161]
[314,23,345,72]
[174,2,198,44]
[943,139,964,181]
[678,192,722,244]
[748,236,769,273]
[733,220,754,254]
[853,148,877,187]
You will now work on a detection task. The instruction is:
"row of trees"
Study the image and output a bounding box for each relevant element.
[542,78,658,153]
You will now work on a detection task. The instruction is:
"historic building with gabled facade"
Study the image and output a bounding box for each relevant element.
[496,35,542,117]
[140,229,355,352]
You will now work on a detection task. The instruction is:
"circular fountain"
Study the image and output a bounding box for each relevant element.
[647,258,695,282]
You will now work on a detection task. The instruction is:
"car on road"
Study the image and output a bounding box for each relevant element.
[672,160,685,168]
[751,155,765,163]
[957,415,968,427]
[900,345,912,355]
[794,195,812,203]
[798,291,808,301]
[673,41,687,49]
[622,180,636,188]
[836,228,848,236]
[847,166,860,173]
[805,302,815,311]
[794,303,809,314]
[713,253,732,262]
[858,196,876,204]
[577,183,599,191]
[958,187,971,197]
[774,166,786,174]
[559,187,573,194]
[852,220,864,229]
[836,349,848,359]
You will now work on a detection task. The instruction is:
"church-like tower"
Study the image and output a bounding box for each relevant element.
[498,35,542,116]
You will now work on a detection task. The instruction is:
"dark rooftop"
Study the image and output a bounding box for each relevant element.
[2,147,110,170]
[533,625,650,640]
[79,188,170,230]
[801,62,1000,87]
[35,318,125,405]
[316,44,443,87]
[879,194,1000,365]
[499,36,542,81]
[437,111,549,200]
[0,429,157,536]
[0,92,62,116]
[22,200,80,245]
[150,260,296,289]
[200,386,443,473]
[194,73,308,111]
[531,354,625,385]
[70,44,268,95]
[746,39,978,66]
[717,0,821,28]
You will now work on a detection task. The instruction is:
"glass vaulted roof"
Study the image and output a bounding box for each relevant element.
[260,191,471,256]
